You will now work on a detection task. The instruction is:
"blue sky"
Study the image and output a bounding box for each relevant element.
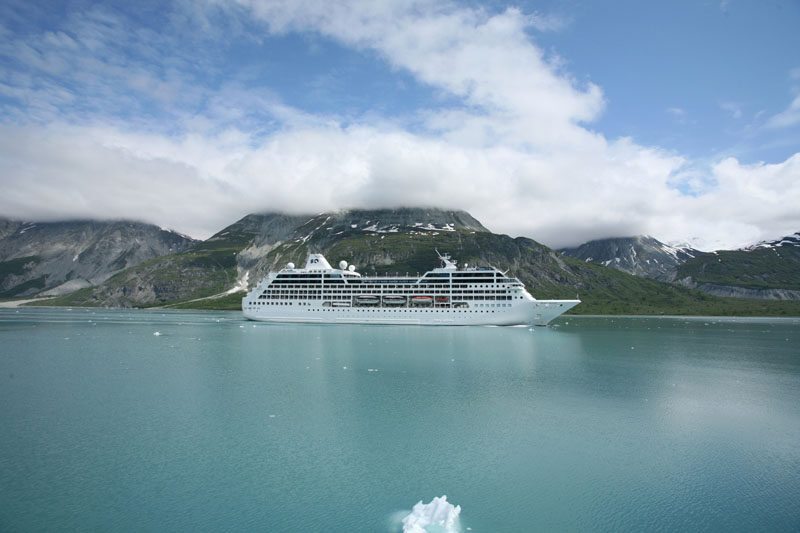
[1,0,798,249]
[531,1,800,163]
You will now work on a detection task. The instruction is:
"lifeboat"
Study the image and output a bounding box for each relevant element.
[382,295,407,305]
[355,295,380,305]
[411,296,433,306]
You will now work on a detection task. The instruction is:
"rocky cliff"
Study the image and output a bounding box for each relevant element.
[0,219,197,298]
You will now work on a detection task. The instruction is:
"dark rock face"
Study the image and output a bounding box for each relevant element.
[0,219,197,297]
[560,235,700,281]
[673,279,800,301]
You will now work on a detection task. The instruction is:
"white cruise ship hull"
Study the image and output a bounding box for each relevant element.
[242,298,579,326]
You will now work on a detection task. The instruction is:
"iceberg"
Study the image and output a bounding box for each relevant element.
[402,495,461,533]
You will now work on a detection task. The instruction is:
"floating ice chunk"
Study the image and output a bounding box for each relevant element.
[153,331,161,336]
[402,495,461,533]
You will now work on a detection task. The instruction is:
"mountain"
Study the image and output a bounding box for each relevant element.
[559,236,701,280]
[0,219,197,298]
[35,209,800,316]
[673,232,800,300]
[37,209,492,308]
[235,208,489,279]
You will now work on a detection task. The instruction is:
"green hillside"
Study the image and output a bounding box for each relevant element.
[676,241,800,291]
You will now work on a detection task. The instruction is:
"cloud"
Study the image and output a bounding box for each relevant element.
[720,101,742,119]
[0,0,799,251]
[766,94,800,129]
[234,1,604,139]
[6,115,796,250]
[665,106,694,125]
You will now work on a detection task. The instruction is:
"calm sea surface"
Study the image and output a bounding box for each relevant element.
[1,308,799,532]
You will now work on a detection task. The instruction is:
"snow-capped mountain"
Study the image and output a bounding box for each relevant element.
[559,235,700,281]
[673,231,800,300]
[744,232,800,251]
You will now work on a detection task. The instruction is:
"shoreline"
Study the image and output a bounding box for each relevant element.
[2,303,799,321]
[0,298,52,308]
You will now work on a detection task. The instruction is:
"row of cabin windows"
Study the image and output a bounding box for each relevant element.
[276,272,504,279]
[274,274,505,282]
[259,293,512,301]
[262,289,511,296]
[275,273,348,279]
[316,308,508,313]
[269,281,509,288]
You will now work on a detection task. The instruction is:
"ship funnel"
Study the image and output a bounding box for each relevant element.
[305,254,332,270]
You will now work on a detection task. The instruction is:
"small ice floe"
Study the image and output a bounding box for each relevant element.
[401,495,461,533]
[153,331,161,336]
[367,368,378,372]
[342,366,348,370]
[268,414,276,418]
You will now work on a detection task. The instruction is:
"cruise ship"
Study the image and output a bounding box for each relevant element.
[242,253,580,326]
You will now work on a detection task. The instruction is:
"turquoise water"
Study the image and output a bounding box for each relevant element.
[1,308,799,531]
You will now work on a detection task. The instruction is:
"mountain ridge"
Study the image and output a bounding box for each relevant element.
[562,232,800,300]
[28,209,800,317]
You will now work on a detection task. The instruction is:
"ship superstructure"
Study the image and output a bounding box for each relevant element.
[242,253,579,326]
